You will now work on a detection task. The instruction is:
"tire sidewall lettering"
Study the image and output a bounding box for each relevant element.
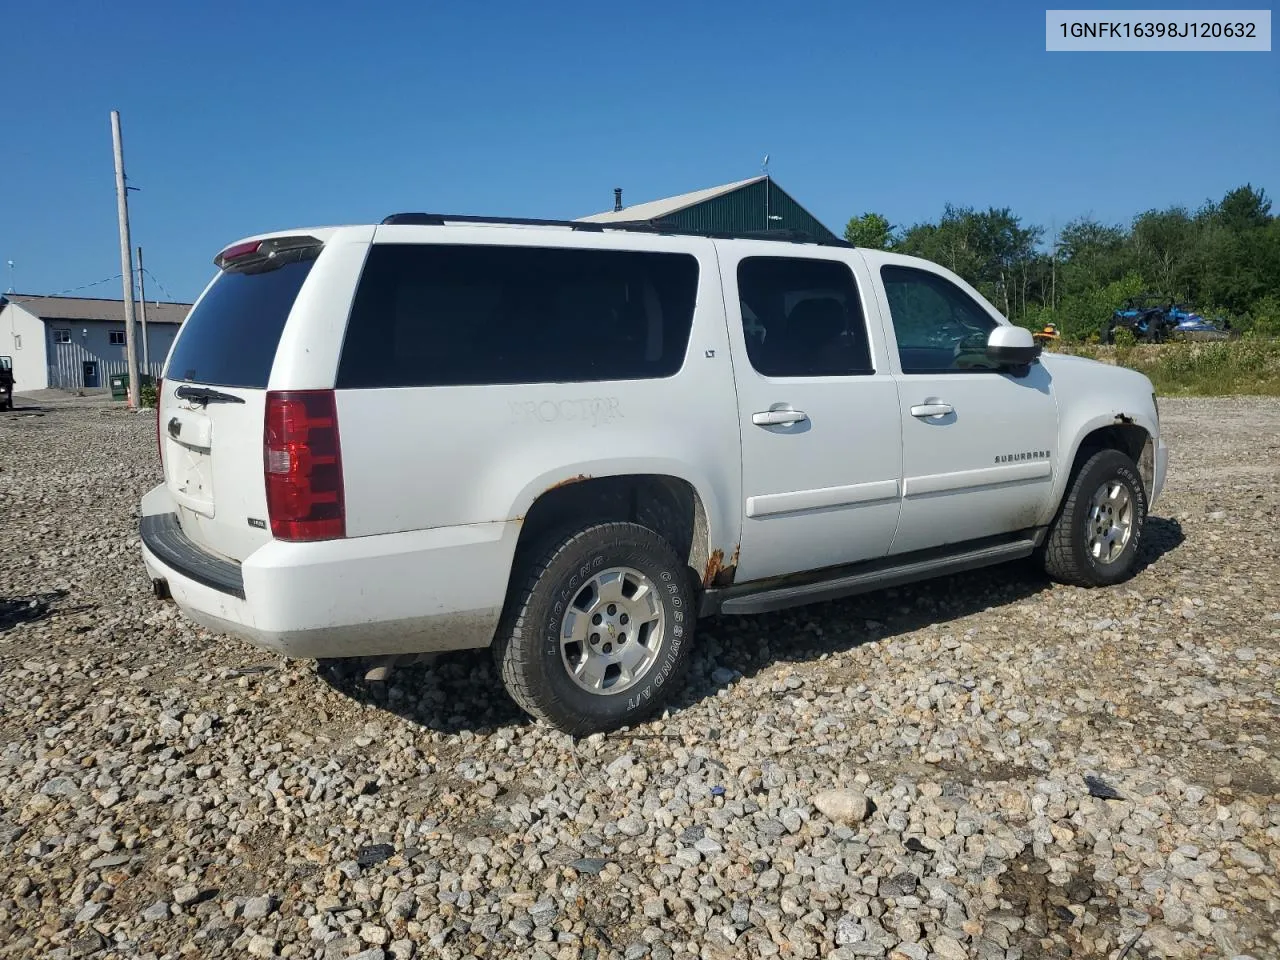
[1082,461,1147,577]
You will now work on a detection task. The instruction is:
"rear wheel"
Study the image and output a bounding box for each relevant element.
[1041,449,1148,587]
[494,522,695,735]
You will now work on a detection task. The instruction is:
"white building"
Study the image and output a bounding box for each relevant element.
[0,294,191,394]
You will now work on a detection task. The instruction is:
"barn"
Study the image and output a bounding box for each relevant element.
[0,294,190,394]
[577,176,840,242]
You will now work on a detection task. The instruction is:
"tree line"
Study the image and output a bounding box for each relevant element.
[844,183,1280,341]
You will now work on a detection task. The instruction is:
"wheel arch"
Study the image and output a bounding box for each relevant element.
[1056,416,1155,515]
[510,471,733,595]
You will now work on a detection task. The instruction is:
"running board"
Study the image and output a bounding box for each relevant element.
[704,537,1038,617]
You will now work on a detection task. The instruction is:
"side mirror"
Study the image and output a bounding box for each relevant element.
[986,325,1042,370]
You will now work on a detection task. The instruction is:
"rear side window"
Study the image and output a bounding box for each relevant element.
[336,244,699,388]
[165,258,315,387]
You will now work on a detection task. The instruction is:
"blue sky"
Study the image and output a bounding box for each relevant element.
[2,1,1276,301]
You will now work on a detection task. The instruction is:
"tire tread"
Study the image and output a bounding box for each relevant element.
[1042,448,1146,587]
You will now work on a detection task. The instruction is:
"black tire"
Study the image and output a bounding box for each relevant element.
[494,522,696,735]
[1041,448,1148,587]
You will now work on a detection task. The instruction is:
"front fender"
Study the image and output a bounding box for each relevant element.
[1042,354,1161,519]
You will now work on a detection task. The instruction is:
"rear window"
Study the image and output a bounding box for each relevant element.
[336,244,699,388]
[165,258,315,387]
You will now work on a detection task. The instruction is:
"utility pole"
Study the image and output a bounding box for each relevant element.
[137,246,150,377]
[1051,221,1058,312]
[111,110,140,409]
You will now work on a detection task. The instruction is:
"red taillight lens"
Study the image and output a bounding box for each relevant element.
[217,240,262,265]
[263,390,345,541]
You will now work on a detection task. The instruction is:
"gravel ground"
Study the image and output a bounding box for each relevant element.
[1,396,1277,960]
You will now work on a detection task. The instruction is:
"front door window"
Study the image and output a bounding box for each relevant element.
[881,265,999,373]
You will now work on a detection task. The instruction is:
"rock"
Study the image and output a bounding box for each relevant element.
[172,884,200,906]
[881,874,917,898]
[889,944,928,960]
[75,903,106,924]
[711,667,736,685]
[140,901,170,922]
[247,935,279,958]
[1143,927,1185,957]
[530,898,559,927]
[837,917,867,945]
[932,935,968,960]
[617,814,647,837]
[243,894,277,919]
[68,932,106,958]
[812,789,871,824]
[1228,844,1264,870]
[607,754,635,779]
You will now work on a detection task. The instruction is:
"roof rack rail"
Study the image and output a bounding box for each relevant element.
[378,212,851,248]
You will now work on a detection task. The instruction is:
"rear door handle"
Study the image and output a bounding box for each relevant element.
[910,402,953,419]
[752,408,809,426]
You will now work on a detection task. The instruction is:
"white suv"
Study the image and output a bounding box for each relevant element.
[140,214,1168,734]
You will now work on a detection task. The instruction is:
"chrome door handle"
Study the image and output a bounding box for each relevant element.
[910,402,953,419]
[752,408,809,426]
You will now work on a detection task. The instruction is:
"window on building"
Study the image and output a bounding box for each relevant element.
[337,244,700,388]
[736,257,873,377]
[109,330,126,345]
[53,329,72,344]
[880,266,1000,374]
[11,335,20,350]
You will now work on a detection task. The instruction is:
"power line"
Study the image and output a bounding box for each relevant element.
[45,267,179,303]
[51,274,125,296]
[141,267,177,303]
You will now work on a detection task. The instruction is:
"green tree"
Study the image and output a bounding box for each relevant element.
[1218,183,1272,231]
[843,212,895,250]
[851,183,1279,342]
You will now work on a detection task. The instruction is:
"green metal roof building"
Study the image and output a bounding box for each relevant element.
[577,176,839,243]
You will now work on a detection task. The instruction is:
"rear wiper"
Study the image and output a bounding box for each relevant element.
[175,384,245,406]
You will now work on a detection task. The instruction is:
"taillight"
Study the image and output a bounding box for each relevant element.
[263,390,345,541]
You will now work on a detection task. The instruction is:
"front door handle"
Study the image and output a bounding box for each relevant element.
[910,402,953,419]
[752,408,809,427]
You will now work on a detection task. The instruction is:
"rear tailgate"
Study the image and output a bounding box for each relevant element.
[160,237,323,563]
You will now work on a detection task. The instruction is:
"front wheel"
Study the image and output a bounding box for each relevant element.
[1041,449,1148,587]
[494,522,696,735]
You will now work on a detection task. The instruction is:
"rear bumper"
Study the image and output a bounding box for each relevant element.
[139,484,515,659]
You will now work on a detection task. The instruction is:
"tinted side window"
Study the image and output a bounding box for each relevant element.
[880,265,999,374]
[337,245,699,388]
[737,257,873,377]
[166,258,315,387]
